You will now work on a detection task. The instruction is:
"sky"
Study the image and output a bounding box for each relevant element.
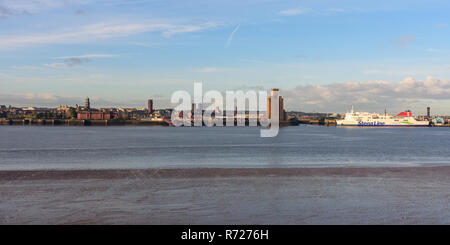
[1,0,450,114]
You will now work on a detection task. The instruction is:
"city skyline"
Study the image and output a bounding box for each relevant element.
[1,0,450,114]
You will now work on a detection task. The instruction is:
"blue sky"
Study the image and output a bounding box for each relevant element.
[1,0,450,114]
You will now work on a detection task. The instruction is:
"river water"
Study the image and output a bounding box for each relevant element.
[1,126,450,224]
[1,126,450,170]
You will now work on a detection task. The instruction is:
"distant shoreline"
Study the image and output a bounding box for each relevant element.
[0,118,169,126]
[0,118,298,127]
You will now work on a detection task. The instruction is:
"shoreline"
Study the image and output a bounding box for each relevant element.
[0,118,299,127]
[1,165,449,224]
[0,118,169,126]
[1,165,449,180]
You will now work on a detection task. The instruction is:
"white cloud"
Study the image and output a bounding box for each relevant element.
[0,0,90,18]
[283,77,450,113]
[128,41,158,48]
[0,93,66,106]
[426,48,450,53]
[45,53,117,68]
[389,35,415,47]
[22,93,57,101]
[3,77,450,114]
[363,69,417,76]
[0,93,153,108]
[279,8,310,16]
[327,8,345,13]
[427,48,441,52]
[0,21,217,49]
[46,57,90,68]
[161,22,217,37]
[11,65,43,70]
[194,67,227,73]
[89,73,105,79]
[54,53,117,59]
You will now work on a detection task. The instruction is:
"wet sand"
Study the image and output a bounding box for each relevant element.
[0,166,449,224]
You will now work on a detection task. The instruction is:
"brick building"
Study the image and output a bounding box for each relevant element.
[77,111,112,120]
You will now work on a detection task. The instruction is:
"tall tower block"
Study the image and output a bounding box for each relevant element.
[267,88,286,121]
[148,99,154,114]
[85,97,90,110]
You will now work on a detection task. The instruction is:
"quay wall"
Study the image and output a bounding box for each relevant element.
[0,119,167,126]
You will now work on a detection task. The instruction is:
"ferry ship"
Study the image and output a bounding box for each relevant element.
[336,107,430,127]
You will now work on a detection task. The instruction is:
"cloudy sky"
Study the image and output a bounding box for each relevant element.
[1,0,450,114]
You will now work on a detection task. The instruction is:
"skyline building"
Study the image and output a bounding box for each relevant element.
[85,97,90,110]
[267,88,287,121]
[148,99,154,114]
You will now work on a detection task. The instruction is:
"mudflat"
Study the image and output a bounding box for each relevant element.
[0,166,449,224]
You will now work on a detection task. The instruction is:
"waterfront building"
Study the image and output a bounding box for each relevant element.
[267,88,287,121]
[148,99,154,114]
[77,111,112,120]
[85,97,90,110]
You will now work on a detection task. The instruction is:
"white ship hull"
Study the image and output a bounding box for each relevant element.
[336,108,429,127]
[336,120,429,127]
